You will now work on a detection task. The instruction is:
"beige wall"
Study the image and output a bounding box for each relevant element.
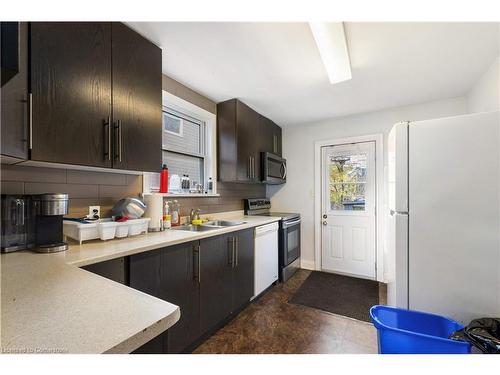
[162,74,217,114]
[0,164,142,218]
[467,56,500,113]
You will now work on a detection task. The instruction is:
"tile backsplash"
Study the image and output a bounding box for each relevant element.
[0,164,267,219]
[170,182,266,217]
[0,164,142,218]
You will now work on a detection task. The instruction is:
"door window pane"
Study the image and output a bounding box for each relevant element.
[329,153,367,211]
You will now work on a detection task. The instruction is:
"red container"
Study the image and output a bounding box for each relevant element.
[159,164,169,193]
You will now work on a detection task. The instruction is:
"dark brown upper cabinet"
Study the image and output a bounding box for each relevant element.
[1,22,29,161]
[111,23,162,172]
[260,115,282,157]
[28,22,161,172]
[217,98,282,183]
[30,22,113,168]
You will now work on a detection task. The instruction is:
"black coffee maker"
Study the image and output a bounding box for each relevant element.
[1,193,69,253]
[32,193,69,253]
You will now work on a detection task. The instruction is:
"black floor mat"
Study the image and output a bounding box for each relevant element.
[288,271,379,322]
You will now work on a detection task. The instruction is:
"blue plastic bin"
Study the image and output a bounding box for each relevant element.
[370,305,471,354]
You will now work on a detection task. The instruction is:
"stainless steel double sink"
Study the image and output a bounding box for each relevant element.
[171,220,246,232]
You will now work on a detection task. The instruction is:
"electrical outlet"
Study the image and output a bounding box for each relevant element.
[88,206,100,220]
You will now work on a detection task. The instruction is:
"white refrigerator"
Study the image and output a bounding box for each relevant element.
[386,111,500,325]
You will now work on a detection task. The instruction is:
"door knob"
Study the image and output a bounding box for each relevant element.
[322,214,327,219]
[322,220,327,226]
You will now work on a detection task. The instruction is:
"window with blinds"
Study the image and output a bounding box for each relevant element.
[162,108,206,186]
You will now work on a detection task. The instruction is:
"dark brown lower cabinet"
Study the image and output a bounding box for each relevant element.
[162,242,200,353]
[200,229,255,333]
[128,229,255,353]
[129,241,201,354]
[231,229,255,311]
[81,257,127,285]
[199,234,234,333]
[132,333,165,354]
[129,248,168,353]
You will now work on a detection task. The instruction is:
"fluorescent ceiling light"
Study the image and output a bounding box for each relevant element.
[309,22,352,84]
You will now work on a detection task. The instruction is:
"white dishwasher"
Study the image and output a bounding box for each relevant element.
[253,222,279,298]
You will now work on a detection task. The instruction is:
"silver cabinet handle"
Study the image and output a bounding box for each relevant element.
[235,237,239,267]
[114,120,122,162]
[118,120,122,162]
[232,237,236,268]
[228,237,234,266]
[194,244,201,284]
[103,117,111,160]
[29,93,33,150]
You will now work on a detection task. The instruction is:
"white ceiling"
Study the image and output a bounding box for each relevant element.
[127,22,499,127]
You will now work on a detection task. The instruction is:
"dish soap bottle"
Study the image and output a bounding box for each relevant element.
[171,200,180,227]
[163,201,171,230]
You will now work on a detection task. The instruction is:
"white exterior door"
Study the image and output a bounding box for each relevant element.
[321,141,377,279]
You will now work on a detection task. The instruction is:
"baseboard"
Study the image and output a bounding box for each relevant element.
[300,259,316,270]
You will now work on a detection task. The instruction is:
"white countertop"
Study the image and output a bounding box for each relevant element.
[65,215,280,267]
[0,214,279,354]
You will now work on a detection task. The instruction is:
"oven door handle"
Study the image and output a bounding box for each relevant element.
[283,218,301,229]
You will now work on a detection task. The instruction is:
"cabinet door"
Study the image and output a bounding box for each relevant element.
[131,334,165,354]
[236,100,259,182]
[82,257,127,285]
[272,123,282,156]
[1,22,28,160]
[162,241,200,353]
[129,248,167,353]
[259,115,274,154]
[129,249,163,298]
[259,116,282,156]
[30,22,112,167]
[199,234,233,333]
[111,23,162,173]
[216,99,237,182]
[232,229,255,311]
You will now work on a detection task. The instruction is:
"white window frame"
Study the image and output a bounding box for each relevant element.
[142,90,218,196]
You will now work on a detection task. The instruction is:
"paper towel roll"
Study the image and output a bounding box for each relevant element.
[143,194,163,232]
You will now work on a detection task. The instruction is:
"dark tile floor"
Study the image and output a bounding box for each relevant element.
[194,269,382,354]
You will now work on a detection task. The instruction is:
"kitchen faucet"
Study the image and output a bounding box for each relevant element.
[190,208,201,223]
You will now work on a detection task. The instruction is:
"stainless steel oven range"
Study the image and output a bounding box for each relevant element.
[245,198,301,282]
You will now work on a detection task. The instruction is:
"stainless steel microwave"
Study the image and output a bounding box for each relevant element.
[261,152,286,184]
